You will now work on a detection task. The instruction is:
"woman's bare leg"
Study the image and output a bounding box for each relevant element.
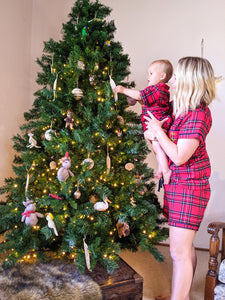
[169,226,196,300]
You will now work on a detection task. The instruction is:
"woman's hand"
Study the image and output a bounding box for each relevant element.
[144,111,168,138]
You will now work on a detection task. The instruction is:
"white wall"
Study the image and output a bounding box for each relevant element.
[0,0,224,248]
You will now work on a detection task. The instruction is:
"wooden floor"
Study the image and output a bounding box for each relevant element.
[120,244,208,300]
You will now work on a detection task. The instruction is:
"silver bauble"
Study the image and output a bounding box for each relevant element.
[74,190,81,199]
[45,129,56,141]
[82,158,94,169]
[72,88,83,100]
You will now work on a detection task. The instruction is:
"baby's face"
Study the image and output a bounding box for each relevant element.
[147,63,164,86]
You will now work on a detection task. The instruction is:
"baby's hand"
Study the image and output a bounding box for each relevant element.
[114,85,125,94]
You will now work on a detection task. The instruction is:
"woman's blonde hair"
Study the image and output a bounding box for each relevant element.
[173,56,215,116]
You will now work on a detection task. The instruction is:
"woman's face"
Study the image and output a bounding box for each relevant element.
[169,73,177,92]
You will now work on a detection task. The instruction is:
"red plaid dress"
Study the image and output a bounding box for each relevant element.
[164,104,212,230]
[140,83,173,132]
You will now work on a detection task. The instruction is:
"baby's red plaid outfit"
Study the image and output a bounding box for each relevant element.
[164,104,212,230]
[140,82,173,132]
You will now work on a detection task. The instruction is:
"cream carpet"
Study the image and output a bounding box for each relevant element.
[120,245,208,300]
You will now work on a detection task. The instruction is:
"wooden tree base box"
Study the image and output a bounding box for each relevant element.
[86,257,143,300]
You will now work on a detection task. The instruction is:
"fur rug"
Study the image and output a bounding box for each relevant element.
[0,260,102,300]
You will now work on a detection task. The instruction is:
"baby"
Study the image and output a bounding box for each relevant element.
[115,59,173,187]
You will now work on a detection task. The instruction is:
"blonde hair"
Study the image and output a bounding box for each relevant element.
[152,59,173,82]
[173,56,215,116]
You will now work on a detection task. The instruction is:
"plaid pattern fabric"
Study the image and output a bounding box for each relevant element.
[140,83,172,132]
[164,105,212,230]
[164,183,210,231]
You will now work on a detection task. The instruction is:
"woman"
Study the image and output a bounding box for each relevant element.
[144,57,216,300]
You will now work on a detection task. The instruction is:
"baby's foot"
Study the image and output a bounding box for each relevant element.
[163,169,172,185]
[154,170,163,180]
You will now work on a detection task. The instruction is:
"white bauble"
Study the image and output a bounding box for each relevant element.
[45,129,56,141]
[82,158,94,169]
[74,190,81,199]
[72,88,83,100]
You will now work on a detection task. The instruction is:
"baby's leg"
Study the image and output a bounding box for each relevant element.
[152,141,171,185]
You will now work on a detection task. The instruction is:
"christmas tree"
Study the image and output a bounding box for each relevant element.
[0,0,168,274]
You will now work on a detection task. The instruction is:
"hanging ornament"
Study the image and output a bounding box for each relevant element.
[94,63,99,71]
[57,151,74,182]
[72,87,83,100]
[21,198,44,227]
[83,235,91,271]
[45,128,56,141]
[50,54,56,74]
[116,220,130,238]
[27,133,41,149]
[89,75,95,85]
[106,145,111,174]
[125,162,135,171]
[49,156,57,170]
[74,181,81,199]
[82,26,89,37]
[46,213,58,236]
[105,40,111,46]
[117,115,124,124]
[93,195,112,211]
[82,154,94,170]
[109,75,118,102]
[78,60,85,70]
[130,196,136,207]
[135,174,141,184]
[52,74,58,101]
[89,194,98,204]
[64,111,74,129]
[49,193,62,200]
[117,130,122,137]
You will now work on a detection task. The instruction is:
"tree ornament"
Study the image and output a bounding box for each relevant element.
[77,60,85,70]
[46,213,58,236]
[74,181,81,199]
[89,194,98,204]
[109,75,118,102]
[27,133,41,149]
[49,193,62,200]
[21,198,44,227]
[125,162,135,171]
[57,151,74,182]
[83,235,91,271]
[94,63,99,71]
[52,74,58,101]
[89,75,95,85]
[138,186,147,196]
[93,195,112,211]
[72,87,83,100]
[49,156,57,170]
[82,26,89,37]
[82,154,94,170]
[117,130,122,137]
[105,40,111,46]
[116,220,130,238]
[45,128,56,141]
[106,146,111,174]
[64,111,74,129]
[117,115,124,124]
[130,196,136,207]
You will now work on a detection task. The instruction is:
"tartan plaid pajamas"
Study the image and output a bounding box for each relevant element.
[164,105,212,231]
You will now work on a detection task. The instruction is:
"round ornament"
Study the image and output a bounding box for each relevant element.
[72,88,83,100]
[82,158,94,169]
[125,162,135,171]
[45,129,56,141]
[74,190,81,199]
[49,160,57,170]
[117,115,124,124]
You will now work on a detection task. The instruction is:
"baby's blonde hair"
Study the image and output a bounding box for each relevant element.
[151,59,173,83]
[173,56,215,116]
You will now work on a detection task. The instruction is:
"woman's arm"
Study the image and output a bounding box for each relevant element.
[145,113,200,166]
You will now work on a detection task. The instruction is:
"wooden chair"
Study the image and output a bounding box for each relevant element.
[204,222,225,300]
